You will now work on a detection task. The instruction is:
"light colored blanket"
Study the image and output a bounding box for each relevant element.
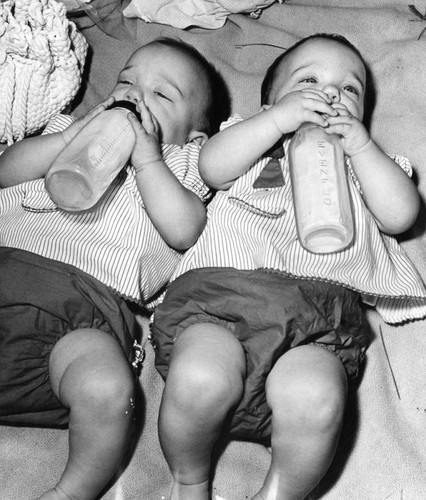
[2,0,426,498]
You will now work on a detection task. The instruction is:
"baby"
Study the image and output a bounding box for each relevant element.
[151,33,426,500]
[0,37,229,500]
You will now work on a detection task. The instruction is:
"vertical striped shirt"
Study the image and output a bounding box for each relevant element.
[170,115,426,324]
[0,114,210,307]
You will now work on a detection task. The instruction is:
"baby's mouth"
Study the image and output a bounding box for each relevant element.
[108,100,142,122]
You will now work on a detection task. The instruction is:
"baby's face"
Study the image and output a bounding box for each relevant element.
[110,43,207,145]
[269,38,366,120]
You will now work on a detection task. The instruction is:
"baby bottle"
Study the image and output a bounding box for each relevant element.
[288,122,354,253]
[45,100,140,211]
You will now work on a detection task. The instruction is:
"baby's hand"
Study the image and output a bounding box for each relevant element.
[61,96,115,145]
[266,90,338,134]
[324,103,370,157]
[127,100,163,173]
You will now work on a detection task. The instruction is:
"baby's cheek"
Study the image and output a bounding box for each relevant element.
[347,100,363,120]
[109,89,125,102]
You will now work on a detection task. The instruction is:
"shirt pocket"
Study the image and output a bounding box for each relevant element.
[228,186,288,218]
[22,181,58,212]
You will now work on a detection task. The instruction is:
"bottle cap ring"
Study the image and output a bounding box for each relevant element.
[108,100,142,122]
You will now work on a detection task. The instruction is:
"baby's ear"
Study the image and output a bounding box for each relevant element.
[186,130,208,146]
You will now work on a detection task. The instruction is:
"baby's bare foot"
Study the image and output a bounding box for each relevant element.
[251,485,319,500]
[36,486,74,500]
[169,479,210,500]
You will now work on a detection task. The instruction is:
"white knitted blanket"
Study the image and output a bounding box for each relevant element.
[0,0,87,145]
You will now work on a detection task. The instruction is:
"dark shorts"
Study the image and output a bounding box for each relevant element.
[0,248,140,427]
[151,267,371,441]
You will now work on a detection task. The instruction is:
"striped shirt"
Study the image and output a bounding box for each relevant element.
[170,115,426,324]
[0,114,210,307]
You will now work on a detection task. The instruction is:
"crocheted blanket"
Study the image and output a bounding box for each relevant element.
[0,0,87,145]
[2,1,426,498]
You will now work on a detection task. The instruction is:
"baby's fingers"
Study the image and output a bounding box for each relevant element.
[100,95,115,109]
[325,113,359,130]
[127,111,143,129]
[127,111,149,141]
[301,94,338,118]
[305,111,330,128]
[62,96,115,143]
[301,88,332,103]
[137,100,159,136]
[323,117,359,140]
[90,96,115,119]
[325,114,352,125]
[77,96,115,127]
[330,102,350,116]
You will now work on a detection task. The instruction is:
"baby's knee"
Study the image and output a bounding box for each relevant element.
[266,357,347,432]
[74,369,136,424]
[89,366,134,400]
[167,359,242,414]
[271,383,345,433]
[54,339,135,418]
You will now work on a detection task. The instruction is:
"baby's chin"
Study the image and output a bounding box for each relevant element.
[162,131,192,147]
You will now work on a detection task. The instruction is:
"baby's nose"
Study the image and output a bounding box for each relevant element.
[323,85,340,103]
[124,88,142,104]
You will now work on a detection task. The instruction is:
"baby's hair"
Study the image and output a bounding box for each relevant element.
[260,33,374,118]
[146,37,231,136]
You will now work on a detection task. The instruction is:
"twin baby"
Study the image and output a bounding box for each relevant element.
[1,33,425,500]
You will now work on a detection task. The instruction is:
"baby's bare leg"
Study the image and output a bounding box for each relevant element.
[158,323,246,500]
[37,328,135,500]
[253,345,347,500]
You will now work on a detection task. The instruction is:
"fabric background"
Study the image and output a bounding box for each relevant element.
[1,1,426,499]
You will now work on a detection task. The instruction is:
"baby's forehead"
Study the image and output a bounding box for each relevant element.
[279,38,365,72]
[128,44,206,86]
[128,43,195,67]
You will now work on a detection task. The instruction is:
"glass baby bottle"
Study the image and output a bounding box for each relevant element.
[288,122,354,253]
[45,100,140,211]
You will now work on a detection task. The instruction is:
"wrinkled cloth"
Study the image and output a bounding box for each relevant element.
[123,0,278,29]
[152,267,370,440]
[0,248,140,426]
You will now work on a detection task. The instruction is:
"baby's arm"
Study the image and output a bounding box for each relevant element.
[0,97,114,188]
[0,133,67,187]
[128,104,206,251]
[200,89,337,190]
[325,105,420,234]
